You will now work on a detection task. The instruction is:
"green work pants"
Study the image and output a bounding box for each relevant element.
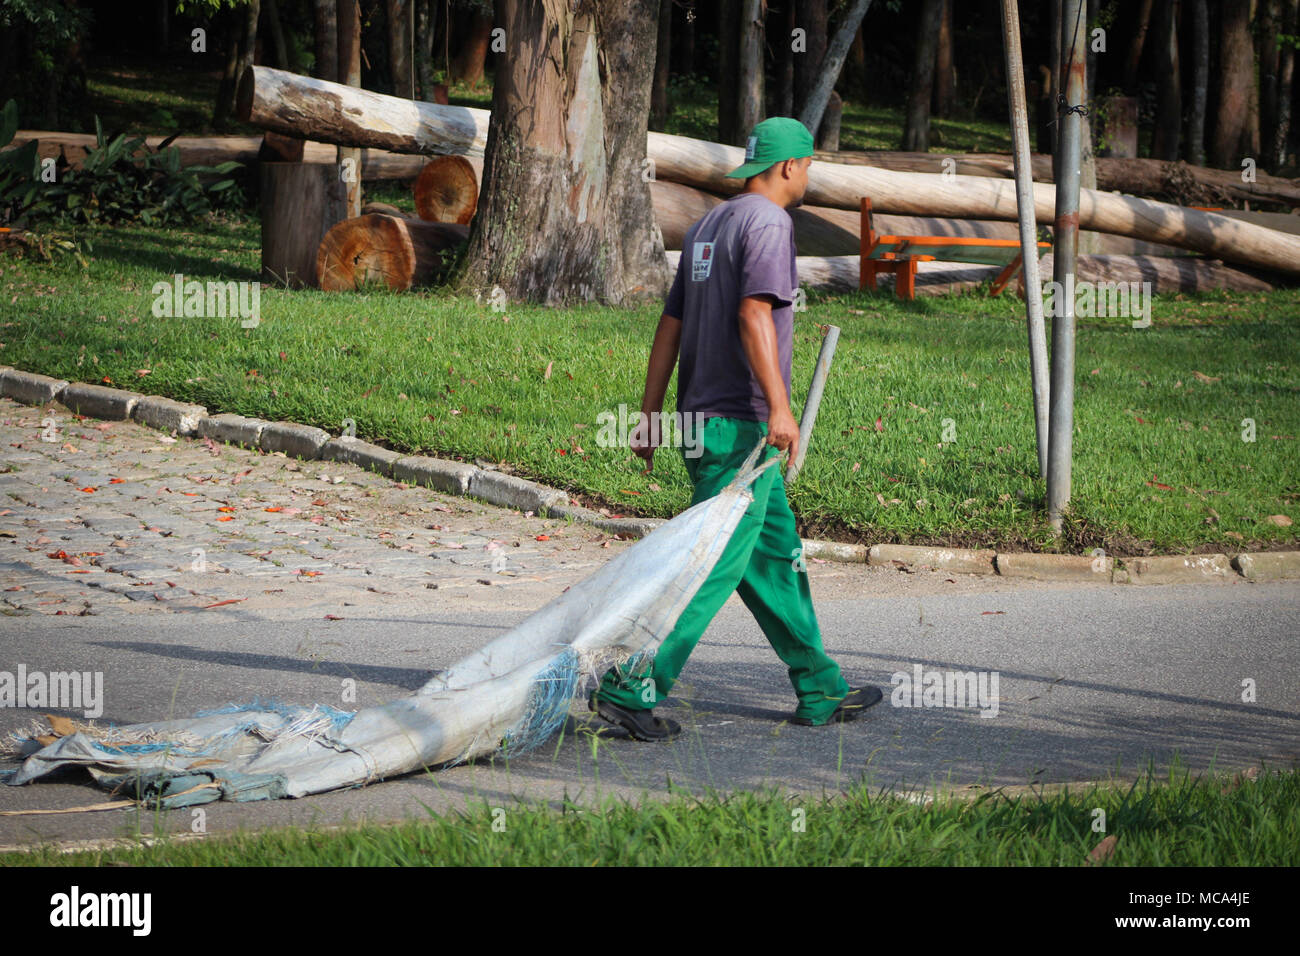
[594,416,851,725]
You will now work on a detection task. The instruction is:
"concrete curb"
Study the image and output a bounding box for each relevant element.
[320,436,401,477]
[1232,551,1300,581]
[995,552,1114,581]
[870,543,996,574]
[3,367,1296,581]
[390,455,477,495]
[131,396,207,436]
[1,368,70,406]
[197,413,268,448]
[60,382,144,421]
[1125,553,1233,585]
[258,421,331,460]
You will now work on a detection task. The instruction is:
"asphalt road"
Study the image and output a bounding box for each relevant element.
[2,575,1296,848]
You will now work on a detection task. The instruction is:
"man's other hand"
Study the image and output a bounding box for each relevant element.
[630,413,658,473]
[767,405,800,464]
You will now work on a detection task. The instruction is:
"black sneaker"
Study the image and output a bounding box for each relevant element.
[589,693,682,741]
[791,686,884,726]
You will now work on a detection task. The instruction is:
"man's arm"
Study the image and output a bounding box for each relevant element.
[630,312,682,472]
[738,294,799,463]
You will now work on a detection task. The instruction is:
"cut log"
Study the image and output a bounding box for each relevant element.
[413,155,479,223]
[648,179,1183,257]
[235,65,1300,278]
[812,149,1300,208]
[316,213,468,290]
[359,201,408,217]
[6,131,431,181]
[261,162,349,287]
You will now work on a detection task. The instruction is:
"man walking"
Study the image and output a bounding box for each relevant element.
[589,117,883,741]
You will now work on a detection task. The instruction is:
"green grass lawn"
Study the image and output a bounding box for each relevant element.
[6,766,1296,866]
[1,218,1296,555]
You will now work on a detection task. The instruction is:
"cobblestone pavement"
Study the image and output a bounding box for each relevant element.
[0,397,651,622]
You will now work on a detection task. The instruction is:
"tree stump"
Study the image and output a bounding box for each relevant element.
[260,162,348,287]
[316,213,468,290]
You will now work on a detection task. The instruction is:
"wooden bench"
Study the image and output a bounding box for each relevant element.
[858,197,1050,300]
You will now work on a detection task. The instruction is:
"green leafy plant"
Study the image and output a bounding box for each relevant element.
[42,116,244,226]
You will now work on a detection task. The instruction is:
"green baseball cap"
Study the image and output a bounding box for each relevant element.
[725,117,815,179]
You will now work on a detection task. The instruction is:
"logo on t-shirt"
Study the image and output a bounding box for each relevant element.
[692,241,715,281]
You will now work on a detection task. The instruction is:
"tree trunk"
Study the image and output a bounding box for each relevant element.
[737,0,764,141]
[797,0,874,136]
[318,213,468,290]
[455,0,668,305]
[234,65,1300,277]
[416,0,435,100]
[213,11,242,128]
[932,0,953,117]
[414,155,479,222]
[1151,0,1181,161]
[1210,0,1255,169]
[1124,0,1155,90]
[817,90,841,151]
[451,11,493,89]
[1184,0,1208,166]
[264,0,289,69]
[337,0,362,217]
[718,0,741,143]
[778,0,796,116]
[793,0,828,119]
[313,0,338,81]
[901,0,942,151]
[1276,0,1297,169]
[234,0,261,104]
[388,0,414,97]
[1260,0,1282,167]
[650,0,672,131]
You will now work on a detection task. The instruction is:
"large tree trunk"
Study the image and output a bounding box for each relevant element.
[932,0,953,117]
[1276,0,1298,169]
[1260,0,1282,168]
[778,0,797,116]
[451,11,493,89]
[797,0,874,136]
[388,0,414,98]
[1210,0,1256,169]
[313,0,338,81]
[737,0,765,141]
[650,0,672,131]
[900,0,942,151]
[235,66,1300,277]
[1151,0,1181,161]
[793,0,829,120]
[1124,0,1155,90]
[1184,0,1209,167]
[264,0,290,69]
[454,0,668,305]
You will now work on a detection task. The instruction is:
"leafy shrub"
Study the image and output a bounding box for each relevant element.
[0,98,244,229]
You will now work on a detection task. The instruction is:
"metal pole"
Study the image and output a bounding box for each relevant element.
[1048,0,1086,532]
[998,0,1050,480]
[786,324,840,485]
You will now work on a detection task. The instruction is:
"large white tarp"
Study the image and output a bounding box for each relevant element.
[3,439,778,807]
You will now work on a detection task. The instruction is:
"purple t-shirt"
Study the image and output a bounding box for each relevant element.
[665,192,798,422]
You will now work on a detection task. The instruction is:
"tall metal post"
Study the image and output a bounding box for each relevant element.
[1048,0,1086,532]
[999,0,1050,480]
